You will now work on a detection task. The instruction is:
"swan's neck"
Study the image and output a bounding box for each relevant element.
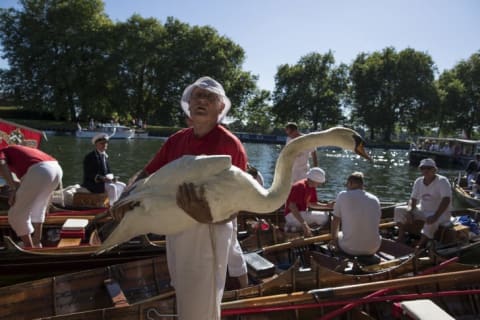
[256,130,344,211]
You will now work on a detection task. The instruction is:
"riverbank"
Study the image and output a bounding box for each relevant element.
[3,118,411,148]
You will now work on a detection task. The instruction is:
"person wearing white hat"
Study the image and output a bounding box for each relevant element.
[330,172,382,256]
[394,158,452,247]
[82,133,125,205]
[284,167,331,236]
[118,76,247,320]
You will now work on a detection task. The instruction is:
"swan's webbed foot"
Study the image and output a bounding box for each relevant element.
[176,182,213,223]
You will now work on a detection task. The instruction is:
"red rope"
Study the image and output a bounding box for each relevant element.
[318,255,460,320]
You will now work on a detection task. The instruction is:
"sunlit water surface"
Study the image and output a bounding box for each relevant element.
[40,135,461,203]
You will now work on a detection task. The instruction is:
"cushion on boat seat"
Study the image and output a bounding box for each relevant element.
[398,299,454,320]
[72,192,109,208]
[244,252,275,278]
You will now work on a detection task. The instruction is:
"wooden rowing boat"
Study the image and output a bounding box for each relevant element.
[0,254,299,320]
[0,204,108,247]
[31,256,478,320]
[221,268,480,319]
[452,182,480,209]
[0,235,166,287]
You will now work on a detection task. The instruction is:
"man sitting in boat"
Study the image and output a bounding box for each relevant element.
[330,171,382,256]
[394,158,452,247]
[284,167,330,236]
[82,133,126,206]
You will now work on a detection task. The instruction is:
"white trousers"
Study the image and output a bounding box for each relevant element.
[285,210,329,230]
[8,161,63,236]
[166,222,233,320]
[394,205,451,239]
[227,218,247,277]
[104,181,126,205]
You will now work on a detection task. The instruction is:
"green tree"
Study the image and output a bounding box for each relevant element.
[0,0,112,121]
[272,51,347,130]
[350,47,437,140]
[437,51,480,139]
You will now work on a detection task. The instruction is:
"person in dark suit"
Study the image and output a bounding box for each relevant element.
[82,133,125,205]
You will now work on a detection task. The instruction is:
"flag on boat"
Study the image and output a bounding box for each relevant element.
[0,118,46,148]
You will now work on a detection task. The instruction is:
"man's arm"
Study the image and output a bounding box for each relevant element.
[309,201,333,211]
[288,202,312,236]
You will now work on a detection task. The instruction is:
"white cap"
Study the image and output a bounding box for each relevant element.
[180,76,231,122]
[92,133,109,145]
[307,167,326,183]
[419,158,437,168]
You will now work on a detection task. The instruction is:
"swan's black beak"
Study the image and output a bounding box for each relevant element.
[354,136,373,162]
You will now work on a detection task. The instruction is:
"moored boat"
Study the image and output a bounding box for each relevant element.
[408,136,480,169]
[0,254,299,320]
[75,123,135,139]
[0,234,166,286]
[452,181,480,209]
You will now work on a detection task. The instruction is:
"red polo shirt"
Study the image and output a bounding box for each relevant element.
[284,179,318,215]
[0,145,55,179]
[144,125,247,174]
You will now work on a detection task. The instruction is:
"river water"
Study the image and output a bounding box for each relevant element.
[40,135,462,203]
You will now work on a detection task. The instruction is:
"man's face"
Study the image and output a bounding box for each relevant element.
[188,87,224,123]
[95,140,108,152]
[419,166,436,178]
[285,128,294,138]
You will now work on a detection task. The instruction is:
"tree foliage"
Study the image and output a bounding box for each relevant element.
[272,51,347,130]
[0,1,256,126]
[437,51,480,138]
[349,47,438,140]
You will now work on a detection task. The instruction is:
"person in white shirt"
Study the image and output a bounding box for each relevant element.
[284,122,318,184]
[394,158,452,247]
[330,171,381,256]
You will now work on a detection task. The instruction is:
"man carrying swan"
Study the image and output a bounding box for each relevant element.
[116,76,247,320]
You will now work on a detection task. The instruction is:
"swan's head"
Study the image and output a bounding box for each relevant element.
[303,127,372,162]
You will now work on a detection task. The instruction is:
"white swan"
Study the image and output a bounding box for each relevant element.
[97,126,370,253]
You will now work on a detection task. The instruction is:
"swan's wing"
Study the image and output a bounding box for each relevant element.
[144,154,232,182]
[114,155,233,207]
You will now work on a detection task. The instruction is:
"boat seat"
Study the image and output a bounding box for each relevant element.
[57,238,82,247]
[396,299,454,319]
[104,278,130,307]
[57,218,89,247]
[244,252,275,278]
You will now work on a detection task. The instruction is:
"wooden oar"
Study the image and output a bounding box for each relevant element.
[221,268,480,309]
[261,221,396,254]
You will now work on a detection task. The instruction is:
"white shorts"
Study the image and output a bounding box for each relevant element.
[394,205,451,239]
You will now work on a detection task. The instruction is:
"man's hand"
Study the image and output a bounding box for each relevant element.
[302,222,313,237]
[176,182,213,223]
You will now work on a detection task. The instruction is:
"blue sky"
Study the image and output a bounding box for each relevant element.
[1,0,479,92]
